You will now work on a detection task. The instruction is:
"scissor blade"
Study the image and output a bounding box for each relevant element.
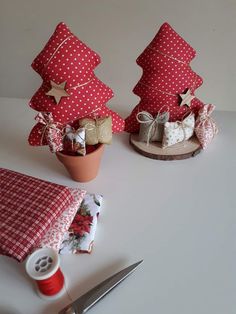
[59,260,143,314]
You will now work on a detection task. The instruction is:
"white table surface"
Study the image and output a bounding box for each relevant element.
[0,97,235,314]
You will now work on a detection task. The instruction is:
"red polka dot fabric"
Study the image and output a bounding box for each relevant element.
[28,22,124,146]
[125,22,205,133]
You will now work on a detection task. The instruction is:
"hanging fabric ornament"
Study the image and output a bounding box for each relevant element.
[79,116,112,145]
[195,104,218,149]
[162,113,195,148]
[63,126,86,156]
[136,110,169,145]
[35,112,63,152]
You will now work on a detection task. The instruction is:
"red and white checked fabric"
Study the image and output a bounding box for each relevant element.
[38,188,86,251]
[28,22,124,147]
[125,22,206,133]
[0,168,77,262]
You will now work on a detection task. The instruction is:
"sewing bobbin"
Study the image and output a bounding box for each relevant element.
[25,248,65,300]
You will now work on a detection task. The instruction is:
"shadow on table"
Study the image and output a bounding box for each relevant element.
[71,258,127,297]
[41,259,127,314]
[114,132,131,150]
[0,307,22,314]
[0,257,33,314]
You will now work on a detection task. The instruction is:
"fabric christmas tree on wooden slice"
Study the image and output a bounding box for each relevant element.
[28,22,124,146]
[125,22,206,133]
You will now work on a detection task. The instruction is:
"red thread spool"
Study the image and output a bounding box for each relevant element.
[26,248,65,299]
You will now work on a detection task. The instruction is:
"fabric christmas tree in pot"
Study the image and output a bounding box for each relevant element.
[28,22,124,147]
[125,22,205,133]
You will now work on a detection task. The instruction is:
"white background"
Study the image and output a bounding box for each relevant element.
[0,2,235,313]
[0,0,235,113]
[0,98,235,314]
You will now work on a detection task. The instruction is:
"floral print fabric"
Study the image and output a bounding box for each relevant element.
[59,193,103,254]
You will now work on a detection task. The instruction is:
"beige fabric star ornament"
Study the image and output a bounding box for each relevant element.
[179,89,195,107]
[46,81,70,104]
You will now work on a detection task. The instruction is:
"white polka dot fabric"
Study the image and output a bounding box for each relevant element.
[28,22,124,146]
[162,113,195,148]
[125,22,205,133]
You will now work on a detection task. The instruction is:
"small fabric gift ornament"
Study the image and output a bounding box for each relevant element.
[136,111,169,145]
[35,112,63,153]
[195,104,218,149]
[79,116,112,145]
[163,113,195,148]
[63,126,86,156]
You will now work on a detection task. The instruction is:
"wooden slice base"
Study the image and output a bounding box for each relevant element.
[129,134,202,160]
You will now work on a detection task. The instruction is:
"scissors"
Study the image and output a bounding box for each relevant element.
[59,260,143,314]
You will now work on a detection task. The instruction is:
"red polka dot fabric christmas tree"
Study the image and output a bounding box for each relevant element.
[28,22,124,146]
[125,22,205,133]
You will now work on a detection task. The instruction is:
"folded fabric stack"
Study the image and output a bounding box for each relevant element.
[0,168,103,262]
[59,193,103,254]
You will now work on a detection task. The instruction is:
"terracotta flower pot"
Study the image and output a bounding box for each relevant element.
[56,144,104,182]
